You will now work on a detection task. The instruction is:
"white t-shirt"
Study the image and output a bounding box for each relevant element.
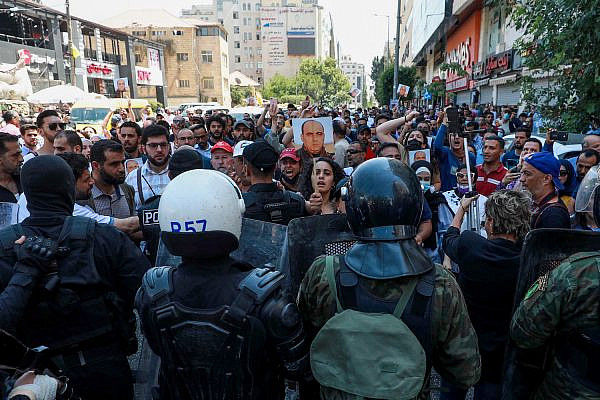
[17,194,113,224]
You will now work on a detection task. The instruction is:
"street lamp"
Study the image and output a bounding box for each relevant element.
[373,13,391,64]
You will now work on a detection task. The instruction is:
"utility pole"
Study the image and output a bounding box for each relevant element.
[65,0,75,85]
[393,0,402,101]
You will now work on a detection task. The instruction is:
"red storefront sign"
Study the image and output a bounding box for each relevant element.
[444,9,482,92]
[86,63,113,75]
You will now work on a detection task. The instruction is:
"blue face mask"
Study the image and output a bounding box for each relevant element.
[420,181,431,192]
[457,184,470,195]
[504,113,510,120]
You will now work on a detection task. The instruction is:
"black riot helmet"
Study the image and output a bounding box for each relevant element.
[345,158,423,241]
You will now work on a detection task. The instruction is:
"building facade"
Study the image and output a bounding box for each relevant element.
[107,9,231,107]
[0,0,167,105]
[339,55,365,109]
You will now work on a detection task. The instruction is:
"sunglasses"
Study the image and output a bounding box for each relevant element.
[559,170,569,177]
[48,122,67,131]
[347,150,363,155]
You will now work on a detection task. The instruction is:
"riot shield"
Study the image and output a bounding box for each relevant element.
[0,202,18,227]
[154,217,288,268]
[502,229,600,400]
[135,218,288,400]
[280,214,356,296]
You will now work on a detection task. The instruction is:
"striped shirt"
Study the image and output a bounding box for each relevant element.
[125,161,170,209]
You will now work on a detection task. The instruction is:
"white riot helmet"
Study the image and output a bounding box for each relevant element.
[159,169,246,258]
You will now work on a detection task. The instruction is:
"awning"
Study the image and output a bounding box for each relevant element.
[489,74,517,86]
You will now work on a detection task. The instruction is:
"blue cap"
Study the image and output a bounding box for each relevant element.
[523,151,563,190]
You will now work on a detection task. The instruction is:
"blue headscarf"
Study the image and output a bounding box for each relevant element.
[558,159,577,197]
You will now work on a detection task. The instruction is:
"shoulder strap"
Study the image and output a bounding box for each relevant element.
[136,167,145,205]
[226,267,285,324]
[325,256,343,313]
[392,279,418,319]
[142,266,175,306]
[120,183,136,215]
[57,216,95,244]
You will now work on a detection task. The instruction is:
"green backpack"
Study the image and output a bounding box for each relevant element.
[310,256,427,400]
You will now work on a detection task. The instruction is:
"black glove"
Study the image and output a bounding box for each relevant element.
[14,236,59,275]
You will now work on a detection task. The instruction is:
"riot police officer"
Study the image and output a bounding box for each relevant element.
[0,155,149,400]
[137,148,204,265]
[242,140,317,225]
[298,157,481,398]
[135,169,310,400]
[508,164,600,399]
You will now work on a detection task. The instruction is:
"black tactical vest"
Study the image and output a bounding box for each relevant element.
[243,188,305,226]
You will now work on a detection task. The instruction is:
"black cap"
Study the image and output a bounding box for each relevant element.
[243,140,278,171]
[169,149,204,173]
[234,119,254,130]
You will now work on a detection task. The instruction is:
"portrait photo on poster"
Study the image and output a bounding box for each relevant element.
[114,77,130,93]
[292,117,334,154]
[397,84,411,97]
[409,149,430,165]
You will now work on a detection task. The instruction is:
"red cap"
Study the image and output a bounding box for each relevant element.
[210,141,233,154]
[279,147,300,162]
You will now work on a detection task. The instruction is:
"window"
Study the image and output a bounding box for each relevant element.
[202,77,214,89]
[243,47,249,56]
[248,62,254,68]
[222,53,228,65]
[134,53,141,63]
[151,30,166,36]
[255,3,261,11]
[257,61,263,69]
[172,30,183,36]
[255,18,260,27]
[234,41,241,48]
[201,51,213,63]
[176,53,189,61]
[178,80,190,88]
[235,55,241,63]
[257,47,262,56]
[234,26,240,34]
[233,11,239,19]
[256,33,261,40]
[242,3,247,10]
[132,31,146,37]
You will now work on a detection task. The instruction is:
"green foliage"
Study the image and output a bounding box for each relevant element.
[440,62,469,77]
[230,86,254,106]
[361,86,368,108]
[262,58,351,107]
[375,65,417,106]
[499,0,600,131]
[148,100,163,112]
[370,57,386,85]
[296,58,351,107]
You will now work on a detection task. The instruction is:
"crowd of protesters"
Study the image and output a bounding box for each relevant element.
[0,96,599,400]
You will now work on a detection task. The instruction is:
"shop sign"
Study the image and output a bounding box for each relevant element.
[86,62,115,79]
[485,50,513,75]
[135,66,163,86]
[446,76,469,92]
[472,61,486,79]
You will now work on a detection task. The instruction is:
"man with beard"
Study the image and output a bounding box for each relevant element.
[23,110,64,162]
[207,116,226,146]
[78,140,135,219]
[232,120,256,142]
[118,121,144,160]
[125,125,171,209]
[278,148,302,191]
[210,141,234,174]
[503,127,531,167]
[0,133,23,202]
[53,130,82,154]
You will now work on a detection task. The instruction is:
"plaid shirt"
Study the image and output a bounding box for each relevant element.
[125,161,170,209]
[91,184,133,219]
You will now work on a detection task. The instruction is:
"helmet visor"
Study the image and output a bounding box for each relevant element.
[575,164,600,213]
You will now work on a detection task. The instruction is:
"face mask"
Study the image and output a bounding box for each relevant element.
[406,139,422,151]
[420,181,431,192]
[504,113,510,120]
[457,184,470,195]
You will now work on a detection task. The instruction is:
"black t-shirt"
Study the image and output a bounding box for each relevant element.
[531,201,571,229]
[443,226,522,382]
[0,177,21,203]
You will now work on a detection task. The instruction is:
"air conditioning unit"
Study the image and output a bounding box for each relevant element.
[496,42,506,53]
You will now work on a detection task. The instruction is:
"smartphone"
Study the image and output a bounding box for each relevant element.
[550,131,569,141]
[446,107,460,134]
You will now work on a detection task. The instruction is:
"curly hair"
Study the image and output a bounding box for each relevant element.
[299,157,346,200]
[484,189,531,241]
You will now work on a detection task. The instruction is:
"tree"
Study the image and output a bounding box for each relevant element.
[230,86,253,106]
[295,58,351,107]
[375,65,417,107]
[489,0,600,131]
[370,56,386,85]
[262,74,296,100]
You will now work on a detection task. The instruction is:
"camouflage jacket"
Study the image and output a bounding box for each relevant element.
[298,255,481,397]
[511,251,600,400]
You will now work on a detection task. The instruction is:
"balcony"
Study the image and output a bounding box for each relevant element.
[102,52,121,64]
[84,48,98,60]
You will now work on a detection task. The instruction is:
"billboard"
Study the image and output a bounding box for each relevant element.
[261,7,288,67]
[411,0,445,59]
[287,7,316,37]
